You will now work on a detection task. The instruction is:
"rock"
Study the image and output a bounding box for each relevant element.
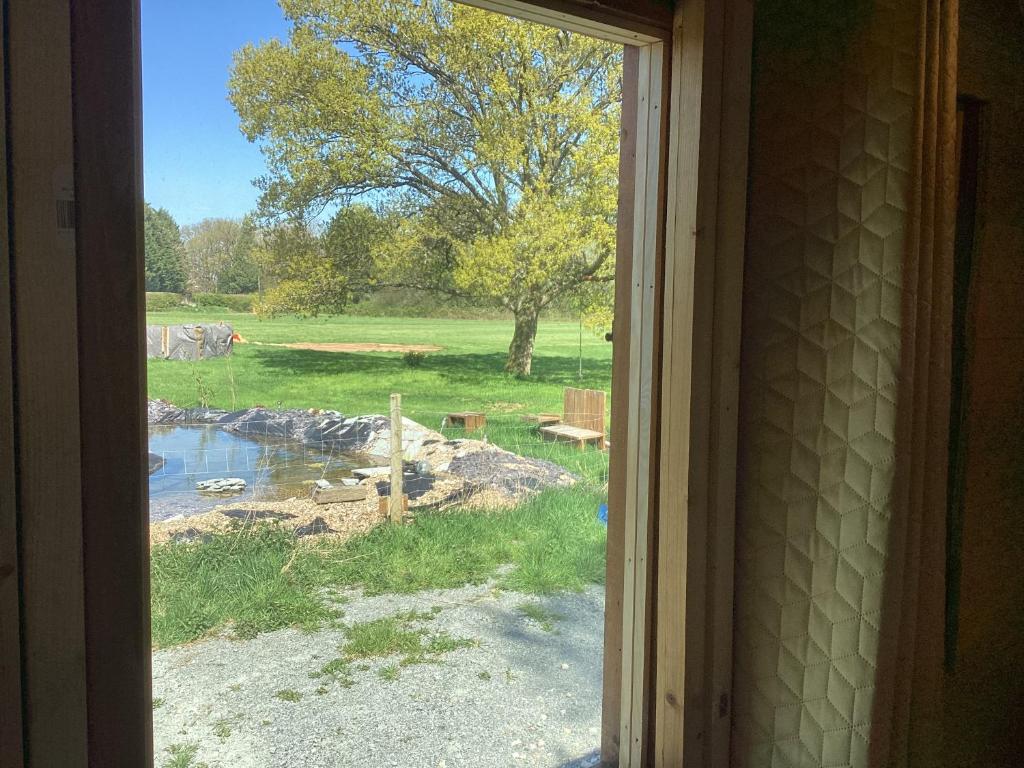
[315,479,333,490]
[294,517,335,537]
[352,467,392,479]
[170,527,213,544]
[196,477,246,494]
[148,452,166,474]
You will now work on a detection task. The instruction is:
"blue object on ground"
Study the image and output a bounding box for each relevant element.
[598,503,608,525]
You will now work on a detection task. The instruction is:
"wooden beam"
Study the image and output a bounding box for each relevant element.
[7,0,88,764]
[620,38,667,768]
[653,1,752,767]
[70,2,153,763]
[457,0,669,43]
[0,1,25,761]
[390,394,404,524]
[600,42,640,767]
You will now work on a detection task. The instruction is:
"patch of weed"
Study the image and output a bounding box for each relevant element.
[518,602,564,632]
[212,718,232,741]
[273,689,302,703]
[162,743,203,768]
[378,664,400,682]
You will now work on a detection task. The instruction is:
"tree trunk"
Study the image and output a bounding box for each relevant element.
[506,306,540,376]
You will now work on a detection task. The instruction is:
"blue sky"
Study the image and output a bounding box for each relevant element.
[141,0,290,226]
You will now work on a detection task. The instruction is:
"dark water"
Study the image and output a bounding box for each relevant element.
[147,425,372,522]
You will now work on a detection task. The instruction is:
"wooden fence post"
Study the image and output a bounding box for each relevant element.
[389,393,403,523]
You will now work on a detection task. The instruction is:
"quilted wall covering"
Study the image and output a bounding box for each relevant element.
[731,1,920,765]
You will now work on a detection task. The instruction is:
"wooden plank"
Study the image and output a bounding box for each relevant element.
[377,495,410,516]
[458,0,669,45]
[447,411,486,431]
[601,42,640,766]
[312,485,369,504]
[540,423,605,449]
[8,0,88,764]
[653,1,752,766]
[0,0,25,760]
[70,1,153,763]
[703,4,752,767]
[390,394,404,524]
[621,38,667,768]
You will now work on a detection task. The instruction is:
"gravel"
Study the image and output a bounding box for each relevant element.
[152,582,605,768]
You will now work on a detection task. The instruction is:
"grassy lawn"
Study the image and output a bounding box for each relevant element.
[150,487,606,648]
[147,309,612,482]
[146,309,610,414]
[148,311,611,649]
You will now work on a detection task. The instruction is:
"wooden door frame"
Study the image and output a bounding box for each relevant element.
[1,1,752,766]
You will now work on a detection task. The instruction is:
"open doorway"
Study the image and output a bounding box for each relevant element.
[139,2,662,765]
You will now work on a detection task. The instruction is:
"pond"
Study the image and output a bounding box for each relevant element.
[147,425,373,522]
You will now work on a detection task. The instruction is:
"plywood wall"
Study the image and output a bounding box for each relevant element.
[730,1,919,764]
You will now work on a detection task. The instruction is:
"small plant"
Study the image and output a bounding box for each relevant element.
[477,671,491,681]
[212,718,232,741]
[162,743,202,768]
[426,632,477,654]
[402,351,427,368]
[342,616,425,659]
[189,364,213,409]
[317,657,355,687]
[378,664,400,682]
[315,685,329,696]
[152,697,165,710]
[518,602,564,632]
[273,689,302,703]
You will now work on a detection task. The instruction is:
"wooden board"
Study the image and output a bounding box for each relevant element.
[653,2,753,767]
[447,411,486,431]
[562,388,607,449]
[8,1,89,764]
[312,485,368,504]
[71,0,154,763]
[377,495,410,516]
[539,423,606,449]
[0,2,25,761]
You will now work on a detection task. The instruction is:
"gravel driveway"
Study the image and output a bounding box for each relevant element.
[152,582,605,768]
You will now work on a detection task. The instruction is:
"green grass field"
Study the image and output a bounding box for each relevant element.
[147,310,613,482]
[146,310,611,414]
[147,311,612,648]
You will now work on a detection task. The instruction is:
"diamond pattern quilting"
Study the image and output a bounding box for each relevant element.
[731,1,919,765]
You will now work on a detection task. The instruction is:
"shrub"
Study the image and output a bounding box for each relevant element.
[402,351,427,368]
[145,292,182,311]
[192,293,256,313]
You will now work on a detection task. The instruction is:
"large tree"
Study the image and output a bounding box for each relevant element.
[144,204,187,293]
[229,0,621,375]
[255,205,387,316]
[181,217,261,294]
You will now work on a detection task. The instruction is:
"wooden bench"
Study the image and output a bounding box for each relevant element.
[539,423,606,450]
[446,411,486,431]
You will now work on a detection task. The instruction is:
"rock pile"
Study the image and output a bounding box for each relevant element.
[148,400,580,542]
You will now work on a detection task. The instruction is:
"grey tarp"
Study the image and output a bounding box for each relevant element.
[146,323,233,360]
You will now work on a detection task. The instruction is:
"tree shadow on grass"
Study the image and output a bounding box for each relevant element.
[247,347,612,389]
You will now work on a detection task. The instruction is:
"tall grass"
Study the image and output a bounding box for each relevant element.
[150,487,606,648]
